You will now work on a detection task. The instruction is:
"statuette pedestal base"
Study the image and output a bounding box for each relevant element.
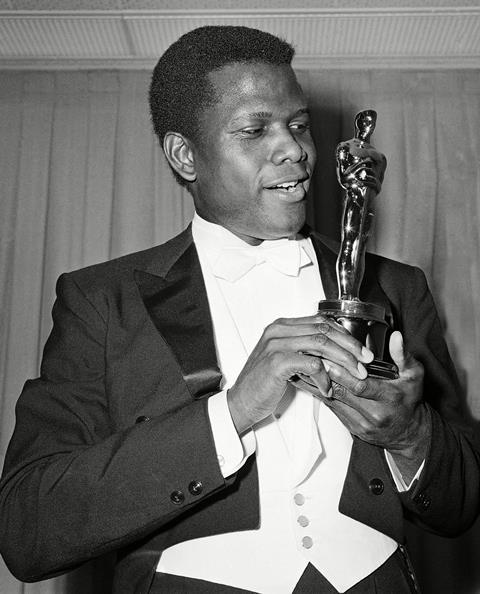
[318,299,398,380]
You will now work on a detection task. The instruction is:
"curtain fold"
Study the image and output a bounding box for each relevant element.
[0,69,479,593]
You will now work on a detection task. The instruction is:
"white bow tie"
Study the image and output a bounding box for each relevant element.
[212,240,311,282]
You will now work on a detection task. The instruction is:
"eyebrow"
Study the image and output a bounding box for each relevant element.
[231,107,310,124]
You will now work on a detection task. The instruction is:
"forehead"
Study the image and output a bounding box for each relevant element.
[205,62,307,122]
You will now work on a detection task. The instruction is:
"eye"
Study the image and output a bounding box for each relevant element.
[289,121,310,133]
[240,127,264,137]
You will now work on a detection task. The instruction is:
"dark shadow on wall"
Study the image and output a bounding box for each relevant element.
[305,99,347,241]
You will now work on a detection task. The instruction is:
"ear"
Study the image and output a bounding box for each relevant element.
[163,132,197,183]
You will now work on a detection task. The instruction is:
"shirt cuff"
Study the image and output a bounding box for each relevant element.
[384,450,425,492]
[208,391,256,478]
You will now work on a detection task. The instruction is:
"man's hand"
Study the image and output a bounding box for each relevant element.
[323,331,430,483]
[227,316,374,435]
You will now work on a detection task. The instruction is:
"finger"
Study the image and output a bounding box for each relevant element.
[271,315,348,334]
[330,380,368,406]
[325,361,379,400]
[303,356,333,396]
[388,332,421,377]
[347,159,374,174]
[280,352,324,383]
[345,162,382,189]
[314,316,351,336]
[389,331,406,368]
[267,320,342,339]
[289,370,331,399]
[264,319,373,366]
[274,332,370,379]
[310,323,373,364]
[327,383,391,438]
[352,171,382,193]
[323,395,371,436]
[261,322,348,351]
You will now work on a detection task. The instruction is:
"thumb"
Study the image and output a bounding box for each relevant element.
[388,331,412,374]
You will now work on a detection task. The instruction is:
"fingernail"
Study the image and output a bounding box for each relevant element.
[357,362,368,379]
[323,360,332,373]
[326,387,334,399]
[361,346,374,362]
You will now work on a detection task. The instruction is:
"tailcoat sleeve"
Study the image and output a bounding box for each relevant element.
[338,256,480,541]
[0,271,227,582]
[392,265,480,535]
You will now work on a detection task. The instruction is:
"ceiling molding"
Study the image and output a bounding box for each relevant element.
[1,5,479,70]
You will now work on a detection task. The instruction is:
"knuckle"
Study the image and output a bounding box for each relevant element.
[317,322,331,334]
[264,318,285,336]
[314,333,328,347]
[342,352,358,368]
[262,325,274,340]
[414,360,425,379]
[363,424,376,440]
[268,336,281,350]
[332,384,345,399]
[352,380,368,396]
[370,409,384,426]
[263,336,282,354]
[370,405,392,429]
[268,350,284,365]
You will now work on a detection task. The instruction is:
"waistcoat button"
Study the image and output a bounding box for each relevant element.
[294,493,305,506]
[302,536,313,549]
[297,515,309,527]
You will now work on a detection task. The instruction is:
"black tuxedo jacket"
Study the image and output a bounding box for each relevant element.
[0,227,479,593]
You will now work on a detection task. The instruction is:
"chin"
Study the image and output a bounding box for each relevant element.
[276,212,306,238]
[264,221,305,241]
[238,207,306,242]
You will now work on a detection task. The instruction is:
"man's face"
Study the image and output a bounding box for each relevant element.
[190,62,316,245]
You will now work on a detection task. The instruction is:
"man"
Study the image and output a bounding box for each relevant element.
[0,25,479,594]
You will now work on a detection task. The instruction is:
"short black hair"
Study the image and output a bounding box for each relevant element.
[149,25,295,187]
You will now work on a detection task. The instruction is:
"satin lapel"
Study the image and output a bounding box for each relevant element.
[308,230,393,324]
[134,232,222,400]
[361,256,394,328]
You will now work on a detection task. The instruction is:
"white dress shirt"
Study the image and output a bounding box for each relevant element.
[157,214,399,593]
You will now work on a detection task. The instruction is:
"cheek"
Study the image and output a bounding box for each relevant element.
[304,137,317,167]
[223,158,260,195]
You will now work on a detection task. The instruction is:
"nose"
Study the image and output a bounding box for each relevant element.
[270,128,307,165]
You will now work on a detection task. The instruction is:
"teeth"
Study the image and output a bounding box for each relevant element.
[274,181,298,189]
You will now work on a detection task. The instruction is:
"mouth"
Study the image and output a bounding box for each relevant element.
[268,180,302,192]
[264,175,309,200]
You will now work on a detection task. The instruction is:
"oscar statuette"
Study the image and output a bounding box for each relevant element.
[317,110,399,380]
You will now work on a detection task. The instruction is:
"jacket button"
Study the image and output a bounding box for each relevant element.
[170,490,185,505]
[369,478,384,495]
[135,415,151,424]
[188,480,203,496]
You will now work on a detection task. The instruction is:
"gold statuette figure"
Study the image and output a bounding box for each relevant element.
[318,110,398,380]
